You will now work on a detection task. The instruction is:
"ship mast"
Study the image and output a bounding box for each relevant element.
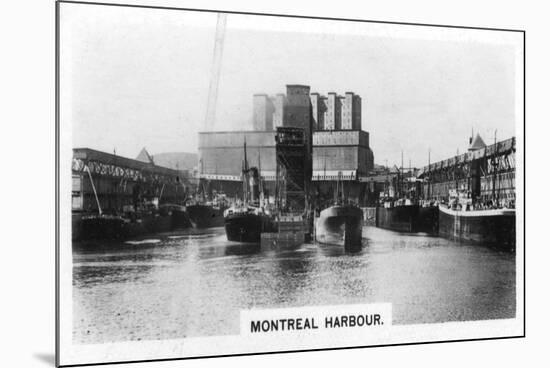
[341,172,345,204]
[427,148,431,200]
[409,158,412,199]
[275,139,280,213]
[492,129,499,206]
[258,149,264,206]
[334,171,339,205]
[399,150,404,197]
[242,138,249,205]
[323,153,327,207]
[455,148,459,194]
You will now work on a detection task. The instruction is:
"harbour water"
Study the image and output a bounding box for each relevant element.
[73,226,515,344]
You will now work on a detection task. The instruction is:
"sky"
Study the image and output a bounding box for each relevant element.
[61,2,522,168]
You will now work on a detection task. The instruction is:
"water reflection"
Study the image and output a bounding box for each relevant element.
[72,226,516,344]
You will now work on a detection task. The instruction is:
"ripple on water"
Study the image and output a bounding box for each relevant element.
[72,226,516,343]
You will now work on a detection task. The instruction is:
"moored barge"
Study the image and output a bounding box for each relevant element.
[438,204,515,251]
[376,199,438,234]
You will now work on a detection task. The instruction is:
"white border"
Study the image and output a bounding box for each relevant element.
[56,2,525,365]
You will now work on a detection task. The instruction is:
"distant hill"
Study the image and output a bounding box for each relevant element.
[152,152,198,171]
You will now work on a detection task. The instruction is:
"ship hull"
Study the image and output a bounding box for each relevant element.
[376,205,419,232]
[79,214,127,240]
[438,205,516,251]
[418,206,439,234]
[376,205,438,233]
[315,205,363,251]
[186,204,225,228]
[171,208,191,230]
[124,214,173,237]
[224,213,273,243]
[74,212,174,241]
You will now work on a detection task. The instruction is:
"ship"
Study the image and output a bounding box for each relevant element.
[76,209,175,241]
[315,204,363,250]
[418,202,439,234]
[315,173,363,251]
[375,153,438,234]
[376,198,418,232]
[224,205,274,242]
[376,199,438,233]
[185,173,229,229]
[435,133,516,251]
[224,141,274,243]
[438,189,515,251]
[186,200,226,228]
[74,166,177,241]
[159,203,191,230]
[78,213,127,240]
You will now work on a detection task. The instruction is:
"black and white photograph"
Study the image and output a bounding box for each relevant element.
[55,0,524,366]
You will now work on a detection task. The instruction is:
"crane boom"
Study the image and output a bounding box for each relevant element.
[205,13,227,130]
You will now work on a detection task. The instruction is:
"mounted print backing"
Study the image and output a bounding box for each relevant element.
[56,0,525,366]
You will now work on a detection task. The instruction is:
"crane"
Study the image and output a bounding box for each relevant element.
[204,13,227,130]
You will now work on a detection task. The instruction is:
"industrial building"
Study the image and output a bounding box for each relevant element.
[198,84,375,205]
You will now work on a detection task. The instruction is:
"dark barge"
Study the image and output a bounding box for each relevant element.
[438,205,515,251]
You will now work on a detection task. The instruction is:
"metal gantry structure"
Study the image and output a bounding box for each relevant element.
[418,137,516,205]
[72,148,189,213]
[275,127,309,213]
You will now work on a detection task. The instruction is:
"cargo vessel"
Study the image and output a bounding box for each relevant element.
[224,205,274,243]
[78,214,127,240]
[74,182,176,241]
[315,204,363,250]
[159,203,190,230]
[224,141,274,243]
[376,199,438,233]
[376,199,418,232]
[186,201,226,228]
[438,189,515,251]
[315,172,363,251]
[375,151,438,234]
[438,205,515,251]
[435,132,516,251]
[75,210,175,241]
